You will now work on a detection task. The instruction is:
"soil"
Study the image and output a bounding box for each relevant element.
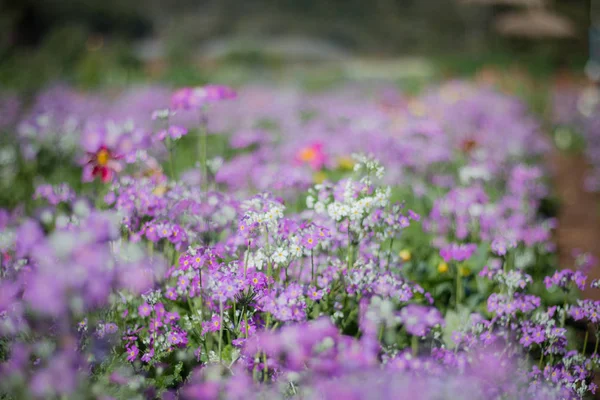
[551,149,600,300]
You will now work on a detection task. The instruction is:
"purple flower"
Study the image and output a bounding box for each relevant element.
[399,304,443,336]
[301,233,319,250]
[440,243,477,262]
[126,345,139,362]
[165,287,178,301]
[138,303,152,317]
[171,85,237,110]
[141,348,154,363]
[307,286,324,301]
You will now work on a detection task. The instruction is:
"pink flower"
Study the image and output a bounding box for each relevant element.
[295,142,328,170]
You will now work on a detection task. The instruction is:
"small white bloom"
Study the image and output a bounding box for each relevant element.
[272,247,289,264]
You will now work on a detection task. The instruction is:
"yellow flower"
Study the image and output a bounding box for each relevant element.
[337,156,355,171]
[399,250,411,262]
[459,266,471,277]
[313,171,327,184]
[437,262,449,274]
[152,185,167,196]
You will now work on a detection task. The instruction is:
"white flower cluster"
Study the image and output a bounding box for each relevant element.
[458,164,491,185]
[307,178,390,236]
[247,249,267,270]
[491,269,533,296]
[368,296,402,327]
[240,194,285,231]
[352,153,385,184]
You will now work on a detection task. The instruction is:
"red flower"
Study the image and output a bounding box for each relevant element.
[86,146,122,183]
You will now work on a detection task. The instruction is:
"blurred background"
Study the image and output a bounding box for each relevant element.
[1,0,600,291]
[0,0,594,91]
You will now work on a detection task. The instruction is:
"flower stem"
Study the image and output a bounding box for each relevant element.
[386,237,394,271]
[455,263,462,308]
[411,335,419,357]
[311,249,315,286]
[218,300,224,363]
[198,114,208,191]
[168,142,176,180]
[263,352,268,382]
[583,329,590,355]
[243,245,250,280]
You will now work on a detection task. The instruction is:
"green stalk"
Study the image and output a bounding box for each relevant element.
[264,229,273,284]
[347,238,355,272]
[244,311,249,339]
[455,263,462,308]
[168,140,176,180]
[411,335,419,357]
[386,237,394,271]
[583,329,590,355]
[311,249,315,286]
[198,114,208,191]
[232,301,237,331]
[243,246,250,279]
[263,352,268,382]
[218,300,224,363]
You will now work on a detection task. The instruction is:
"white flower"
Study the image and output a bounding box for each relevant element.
[327,203,344,221]
[349,204,364,221]
[272,247,289,264]
[358,197,373,210]
[289,240,303,258]
[314,202,325,214]
[250,250,266,270]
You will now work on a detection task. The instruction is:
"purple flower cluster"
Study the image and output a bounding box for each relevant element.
[0,81,597,400]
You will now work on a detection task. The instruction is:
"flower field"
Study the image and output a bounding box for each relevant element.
[0,80,598,399]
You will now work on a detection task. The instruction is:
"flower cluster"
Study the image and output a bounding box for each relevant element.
[0,81,597,400]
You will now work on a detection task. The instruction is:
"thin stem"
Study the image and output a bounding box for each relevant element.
[198,113,208,191]
[198,268,204,321]
[311,249,315,286]
[147,241,154,260]
[202,125,208,190]
[168,141,176,180]
[583,329,590,355]
[232,301,237,331]
[411,335,419,357]
[455,263,462,308]
[264,228,273,284]
[243,245,250,279]
[594,331,600,356]
[386,237,394,271]
[218,300,224,363]
[347,229,355,271]
[263,313,271,380]
[263,352,268,382]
